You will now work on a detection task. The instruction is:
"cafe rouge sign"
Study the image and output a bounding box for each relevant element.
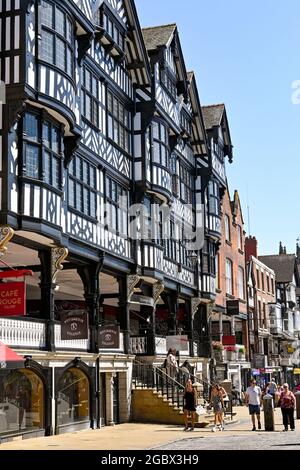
[61,311,89,340]
[0,282,26,316]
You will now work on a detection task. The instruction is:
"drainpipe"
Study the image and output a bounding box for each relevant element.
[96,357,101,429]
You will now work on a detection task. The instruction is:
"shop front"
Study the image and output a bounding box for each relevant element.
[0,343,51,441]
[0,368,45,437]
[55,360,96,435]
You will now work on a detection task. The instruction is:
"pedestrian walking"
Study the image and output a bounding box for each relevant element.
[183,379,197,431]
[165,348,178,379]
[280,383,296,431]
[210,384,224,432]
[245,379,262,431]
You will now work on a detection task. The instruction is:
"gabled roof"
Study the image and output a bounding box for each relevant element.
[123,0,151,86]
[202,104,225,130]
[231,190,244,225]
[142,23,177,52]
[259,254,297,283]
[202,103,233,162]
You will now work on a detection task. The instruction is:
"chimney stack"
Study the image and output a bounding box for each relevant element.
[245,236,258,262]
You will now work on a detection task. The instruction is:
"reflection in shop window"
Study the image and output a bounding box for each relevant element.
[57,368,90,426]
[0,369,44,435]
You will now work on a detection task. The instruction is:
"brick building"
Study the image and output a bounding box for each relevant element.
[211,186,250,390]
[245,236,280,386]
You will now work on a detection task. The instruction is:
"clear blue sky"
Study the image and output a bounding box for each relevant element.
[135,0,300,256]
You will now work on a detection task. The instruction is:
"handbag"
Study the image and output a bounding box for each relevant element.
[195,405,206,416]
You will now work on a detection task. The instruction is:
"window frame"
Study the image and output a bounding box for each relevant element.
[152,120,169,168]
[81,66,100,129]
[179,163,193,205]
[105,175,129,237]
[68,155,98,220]
[160,66,177,101]
[21,110,63,192]
[225,258,233,295]
[237,225,242,250]
[238,266,245,300]
[224,214,231,242]
[208,180,220,216]
[40,0,75,79]
[107,89,132,155]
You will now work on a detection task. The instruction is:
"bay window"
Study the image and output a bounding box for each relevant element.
[22,112,62,190]
[152,121,169,167]
[41,1,74,77]
[208,181,219,215]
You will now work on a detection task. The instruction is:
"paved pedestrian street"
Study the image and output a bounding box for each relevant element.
[156,408,300,451]
[0,407,299,451]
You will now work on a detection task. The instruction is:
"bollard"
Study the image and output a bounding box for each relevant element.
[263,394,274,431]
[295,391,300,419]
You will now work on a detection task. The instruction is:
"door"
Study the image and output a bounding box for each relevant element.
[112,374,119,424]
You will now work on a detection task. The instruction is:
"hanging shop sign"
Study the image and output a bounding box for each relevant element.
[226,300,240,316]
[0,282,26,317]
[98,325,120,349]
[61,311,89,340]
[253,353,265,369]
[293,368,300,375]
[130,294,154,307]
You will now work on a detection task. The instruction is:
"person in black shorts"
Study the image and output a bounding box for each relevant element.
[183,379,197,431]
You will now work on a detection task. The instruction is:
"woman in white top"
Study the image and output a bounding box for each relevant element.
[166,348,178,379]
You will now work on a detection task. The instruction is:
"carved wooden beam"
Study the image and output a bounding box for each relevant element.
[153,282,164,306]
[51,246,69,284]
[0,226,14,256]
[191,297,202,319]
[127,274,140,302]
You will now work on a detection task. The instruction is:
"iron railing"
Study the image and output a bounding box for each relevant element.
[132,360,212,411]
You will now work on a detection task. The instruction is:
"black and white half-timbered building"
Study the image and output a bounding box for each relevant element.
[0,0,233,440]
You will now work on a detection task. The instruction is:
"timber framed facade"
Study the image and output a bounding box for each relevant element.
[0,0,235,440]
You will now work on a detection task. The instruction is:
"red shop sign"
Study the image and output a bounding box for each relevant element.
[0,282,26,317]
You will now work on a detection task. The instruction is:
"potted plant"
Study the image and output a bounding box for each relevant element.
[212,341,224,361]
[225,345,236,361]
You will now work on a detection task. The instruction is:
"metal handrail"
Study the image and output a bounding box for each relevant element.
[132,359,212,409]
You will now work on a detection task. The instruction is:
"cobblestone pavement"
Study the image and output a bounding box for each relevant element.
[156,412,300,450]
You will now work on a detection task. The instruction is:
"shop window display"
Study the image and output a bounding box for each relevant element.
[57,368,90,426]
[0,369,44,435]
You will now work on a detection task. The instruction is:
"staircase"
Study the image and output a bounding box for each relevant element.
[131,360,213,427]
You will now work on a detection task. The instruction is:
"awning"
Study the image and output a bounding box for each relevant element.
[0,341,25,369]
